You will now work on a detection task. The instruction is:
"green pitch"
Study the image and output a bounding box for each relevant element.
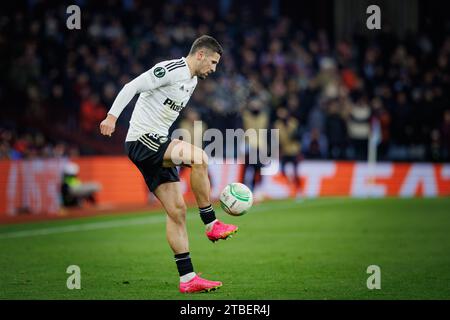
[1,197,450,300]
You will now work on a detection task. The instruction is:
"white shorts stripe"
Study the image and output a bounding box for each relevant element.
[138,138,158,151]
[140,135,160,149]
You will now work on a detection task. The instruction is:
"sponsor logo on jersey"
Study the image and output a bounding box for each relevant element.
[163,98,185,112]
[153,67,166,78]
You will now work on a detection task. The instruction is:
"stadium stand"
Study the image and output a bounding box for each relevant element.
[0,0,449,163]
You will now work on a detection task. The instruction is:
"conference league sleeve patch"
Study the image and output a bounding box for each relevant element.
[153,66,166,78]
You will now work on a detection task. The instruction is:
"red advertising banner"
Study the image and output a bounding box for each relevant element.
[1,158,449,220]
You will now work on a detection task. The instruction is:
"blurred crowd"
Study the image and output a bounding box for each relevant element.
[1,0,450,162]
[0,126,80,160]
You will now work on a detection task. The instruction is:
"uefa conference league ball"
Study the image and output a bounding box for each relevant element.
[220,183,253,216]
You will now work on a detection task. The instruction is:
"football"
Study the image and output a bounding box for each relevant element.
[219,183,253,216]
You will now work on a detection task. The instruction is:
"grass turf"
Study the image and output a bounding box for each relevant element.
[0,197,449,300]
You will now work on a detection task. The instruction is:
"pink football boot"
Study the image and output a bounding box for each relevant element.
[179,274,222,293]
[206,220,238,242]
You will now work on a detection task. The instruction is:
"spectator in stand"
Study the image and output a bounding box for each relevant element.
[273,107,302,195]
[0,142,10,160]
[302,127,328,159]
[441,110,450,161]
[80,93,107,135]
[391,91,412,146]
[346,93,371,160]
[371,97,391,160]
[325,98,347,159]
[241,98,269,192]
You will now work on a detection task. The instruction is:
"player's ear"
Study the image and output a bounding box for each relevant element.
[196,49,205,61]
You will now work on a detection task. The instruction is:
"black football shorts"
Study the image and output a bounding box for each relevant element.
[125,132,179,193]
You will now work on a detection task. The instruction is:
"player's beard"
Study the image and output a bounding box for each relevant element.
[198,73,208,80]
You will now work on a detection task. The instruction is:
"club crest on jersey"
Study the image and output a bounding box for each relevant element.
[154,67,166,78]
[163,98,185,112]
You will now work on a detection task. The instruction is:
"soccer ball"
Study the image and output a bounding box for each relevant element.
[219,183,253,216]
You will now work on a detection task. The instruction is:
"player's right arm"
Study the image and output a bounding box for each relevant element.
[99,64,172,136]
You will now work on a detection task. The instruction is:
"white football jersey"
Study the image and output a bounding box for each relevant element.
[108,57,198,141]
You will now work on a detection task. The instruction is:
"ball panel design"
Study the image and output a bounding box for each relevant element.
[219,183,253,216]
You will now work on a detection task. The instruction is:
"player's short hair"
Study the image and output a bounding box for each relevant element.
[189,35,223,56]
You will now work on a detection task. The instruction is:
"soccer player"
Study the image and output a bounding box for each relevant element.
[99,35,238,293]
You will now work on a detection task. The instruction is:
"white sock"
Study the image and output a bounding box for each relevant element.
[206,219,218,231]
[180,272,196,283]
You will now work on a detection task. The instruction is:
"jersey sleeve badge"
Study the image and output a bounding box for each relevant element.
[153,67,166,78]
